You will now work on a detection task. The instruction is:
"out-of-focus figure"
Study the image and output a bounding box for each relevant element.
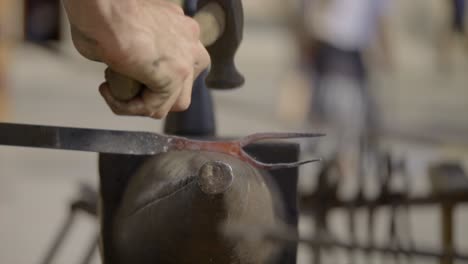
[288,2,394,263]
[438,0,467,69]
[301,0,392,177]
[451,0,466,35]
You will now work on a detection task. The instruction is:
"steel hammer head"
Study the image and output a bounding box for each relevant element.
[198,0,245,89]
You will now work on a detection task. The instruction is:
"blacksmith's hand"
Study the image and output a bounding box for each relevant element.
[64,0,210,118]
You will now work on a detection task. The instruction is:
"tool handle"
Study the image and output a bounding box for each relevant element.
[107,2,229,101]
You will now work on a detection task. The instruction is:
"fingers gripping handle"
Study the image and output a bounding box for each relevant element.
[107,0,243,101]
[105,69,144,101]
[107,2,226,101]
[106,0,185,101]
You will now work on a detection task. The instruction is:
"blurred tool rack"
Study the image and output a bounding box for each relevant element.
[300,157,468,264]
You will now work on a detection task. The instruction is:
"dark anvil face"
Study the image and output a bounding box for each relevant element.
[106,151,284,264]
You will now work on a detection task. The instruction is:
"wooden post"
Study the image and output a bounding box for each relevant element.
[0,0,11,120]
[441,203,454,264]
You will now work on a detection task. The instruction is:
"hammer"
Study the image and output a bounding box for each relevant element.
[106,0,245,101]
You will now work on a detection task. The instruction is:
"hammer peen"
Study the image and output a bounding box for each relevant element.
[107,0,245,101]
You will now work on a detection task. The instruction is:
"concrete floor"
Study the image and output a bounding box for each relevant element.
[1,3,468,263]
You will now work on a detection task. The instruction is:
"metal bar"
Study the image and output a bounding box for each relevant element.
[295,238,468,260]
[300,193,468,262]
[301,192,468,210]
[441,203,454,264]
[262,228,468,260]
[78,234,100,264]
[0,122,168,155]
[39,211,77,264]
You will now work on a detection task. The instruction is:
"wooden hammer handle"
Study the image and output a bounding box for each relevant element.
[107,2,225,101]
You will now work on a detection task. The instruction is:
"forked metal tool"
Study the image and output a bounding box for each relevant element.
[0,123,323,170]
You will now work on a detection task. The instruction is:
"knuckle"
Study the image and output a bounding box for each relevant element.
[185,18,201,39]
[174,97,191,112]
[151,108,169,119]
[173,62,191,80]
[102,49,127,70]
[173,5,184,15]
[200,48,211,67]
[193,44,210,63]
[193,48,210,75]
[73,42,97,61]
[165,2,184,15]
[141,91,170,119]
[153,76,173,90]
[69,26,102,61]
[109,106,125,115]
[104,98,132,116]
[103,35,147,69]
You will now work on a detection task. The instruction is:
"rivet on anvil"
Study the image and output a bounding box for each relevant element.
[198,161,234,195]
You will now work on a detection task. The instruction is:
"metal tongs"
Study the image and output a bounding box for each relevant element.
[0,123,323,170]
[169,132,323,170]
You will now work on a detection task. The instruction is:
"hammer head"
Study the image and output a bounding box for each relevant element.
[198,0,245,89]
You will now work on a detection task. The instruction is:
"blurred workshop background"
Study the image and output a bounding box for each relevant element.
[1,0,468,263]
